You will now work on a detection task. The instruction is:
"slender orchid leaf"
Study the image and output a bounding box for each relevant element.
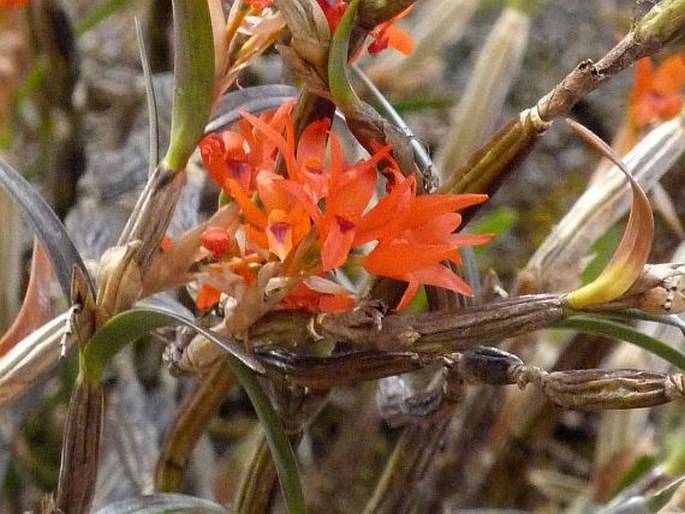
[82,306,305,514]
[596,496,650,514]
[163,0,214,171]
[92,493,231,514]
[0,157,94,300]
[565,119,654,309]
[597,309,685,336]
[82,308,263,381]
[646,475,685,512]
[135,16,160,177]
[555,317,685,371]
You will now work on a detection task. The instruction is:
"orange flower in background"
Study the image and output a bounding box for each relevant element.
[629,54,685,128]
[246,0,273,12]
[0,0,29,8]
[315,0,413,55]
[317,0,347,33]
[368,6,414,55]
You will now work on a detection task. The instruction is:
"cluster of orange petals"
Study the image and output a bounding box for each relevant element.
[246,0,413,55]
[629,54,685,128]
[197,103,490,311]
[0,0,28,8]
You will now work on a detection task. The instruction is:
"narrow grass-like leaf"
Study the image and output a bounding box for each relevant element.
[0,158,94,300]
[565,119,654,309]
[92,493,231,514]
[597,309,685,335]
[646,475,685,512]
[135,17,159,177]
[555,317,685,371]
[83,306,305,514]
[82,308,263,381]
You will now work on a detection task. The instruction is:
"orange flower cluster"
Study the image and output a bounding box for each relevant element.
[197,104,490,311]
[0,0,28,8]
[246,0,413,55]
[630,54,685,128]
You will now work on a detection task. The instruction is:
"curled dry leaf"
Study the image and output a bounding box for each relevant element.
[0,240,53,357]
[564,119,655,309]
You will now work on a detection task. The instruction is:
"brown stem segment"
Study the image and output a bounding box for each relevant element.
[155,361,236,492]
[55,378,104,514]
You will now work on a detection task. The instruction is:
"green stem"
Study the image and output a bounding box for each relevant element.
[163,0,215,170]
[328,0,361,111]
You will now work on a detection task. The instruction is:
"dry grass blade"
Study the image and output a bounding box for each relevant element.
[436,5,531,180]
[0,312,69,408]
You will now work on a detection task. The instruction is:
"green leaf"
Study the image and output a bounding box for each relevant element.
[554,316,685,371]
[83,308,263,381]
[83,305,305,514]
[163,0,215,171]
[0,158,94,300]
[135,17,160,177]
[646,475,685,512]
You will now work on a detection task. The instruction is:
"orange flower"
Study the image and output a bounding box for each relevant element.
[246,0,272,12]
[281,135,391,270]
[0,0,29,8]
[316,0,347,33]
[199,101,294,195]
[368,6,414,55]
[196,283,222,310]
[630,54,685,128]
[278,282,355,312]
[199,104,490,312]
[315,0,413,55]
[356,175,491,310]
